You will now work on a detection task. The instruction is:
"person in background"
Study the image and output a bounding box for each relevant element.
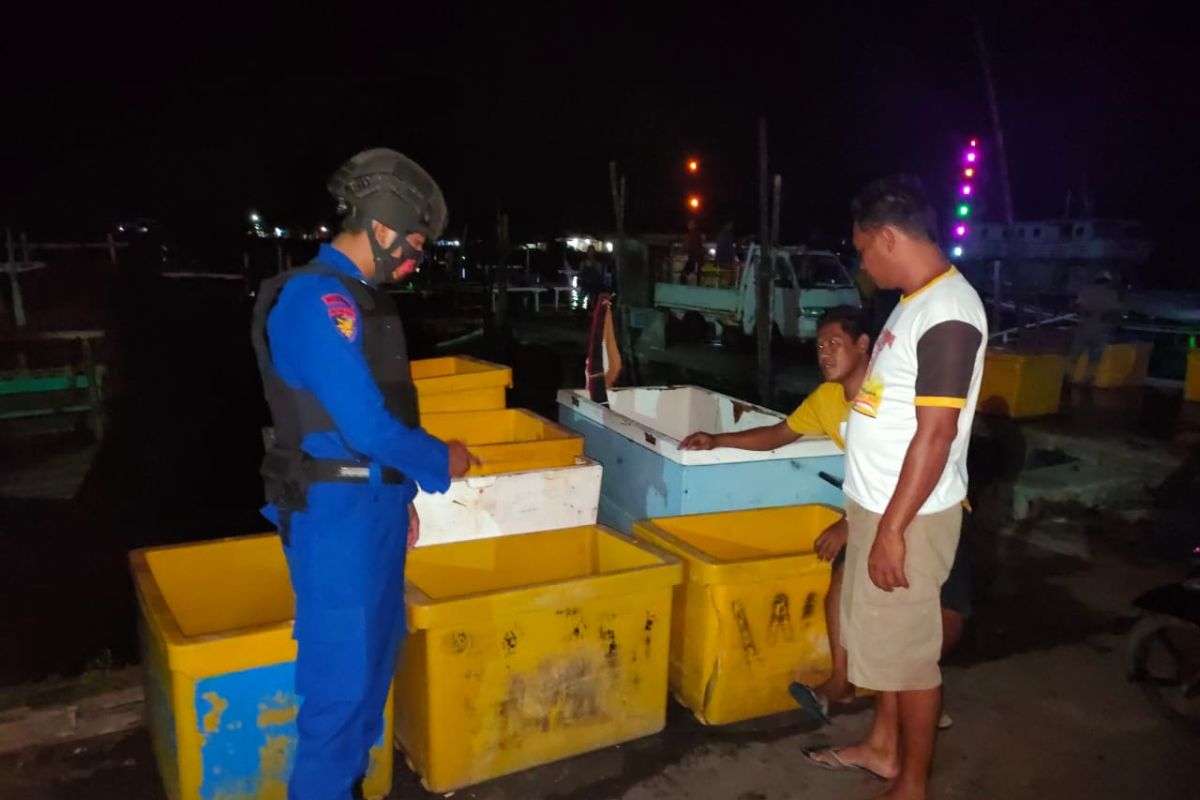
[802,176,986,800]
[251,148,476,800]
[680,305,970,731]
[682,218,704,284]
[1069,270,1122,389]
[579,245,603,310]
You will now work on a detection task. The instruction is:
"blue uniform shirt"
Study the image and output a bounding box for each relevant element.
[260,244,450,523]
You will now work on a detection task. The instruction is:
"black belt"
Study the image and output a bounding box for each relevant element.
[308,459,407,485]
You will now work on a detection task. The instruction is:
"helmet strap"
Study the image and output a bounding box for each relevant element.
[361,212,425,284]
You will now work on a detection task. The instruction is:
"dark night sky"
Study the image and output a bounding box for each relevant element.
[2,3,1195,263]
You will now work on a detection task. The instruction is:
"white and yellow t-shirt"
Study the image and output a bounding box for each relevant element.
[843,268,987,515]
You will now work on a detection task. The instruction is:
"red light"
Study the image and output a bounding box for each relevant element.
[964,168,975,178]
[955,225,967,237]
[687,195,701,211]
[686,158,700,174]
[969,138,978,147]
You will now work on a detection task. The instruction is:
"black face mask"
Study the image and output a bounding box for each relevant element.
[367,226,425,284]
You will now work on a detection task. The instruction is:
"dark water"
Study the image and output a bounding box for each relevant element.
[0,266,580,685]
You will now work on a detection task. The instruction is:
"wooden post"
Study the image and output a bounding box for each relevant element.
[8,228,28,328]
[992,259,1002,333]
[106,234,118,266]
[275,243,283,274]
[756,118,772,405]
[609,161,635,383]
[81,336,104,440]
[771,175,782,250]
[495,210,510,328]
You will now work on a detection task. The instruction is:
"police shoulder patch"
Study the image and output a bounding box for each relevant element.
[321,293,358,342]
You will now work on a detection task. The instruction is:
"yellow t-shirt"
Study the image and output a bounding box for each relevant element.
[785,381,851,449]
[789,379,974,512]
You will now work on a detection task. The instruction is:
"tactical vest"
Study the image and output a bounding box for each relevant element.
[250,262,420,527]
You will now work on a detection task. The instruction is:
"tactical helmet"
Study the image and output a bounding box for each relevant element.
[328,148,447,241]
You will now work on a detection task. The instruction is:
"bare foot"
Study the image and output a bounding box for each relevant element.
[808,743,899,781]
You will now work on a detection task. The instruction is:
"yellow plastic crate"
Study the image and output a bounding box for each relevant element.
[1070,342,1152,387]
[421,408,583,476]
[1186,350,1200,402]
[979,350,1067,418]
[130,534,393,800]
[412,356,512,414]
[633,505,842,725]
[395,526,683,793]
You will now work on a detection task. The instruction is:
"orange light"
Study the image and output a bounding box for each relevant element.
[964,167,975,178]
[687,158,700,174]
[687,195,701,211]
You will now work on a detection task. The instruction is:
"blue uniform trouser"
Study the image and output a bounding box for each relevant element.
[282,481,409,800]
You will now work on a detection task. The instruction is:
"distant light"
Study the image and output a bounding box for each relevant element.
[966,151,977,163]
[687,158,700,174]
[273,226,285,238]
[708,248,716,257]
[964,168,975,178]
[957,204,970,217]
[969,139,978,147]
[249,212,261,224]
[318,225,329,235]
[961,185,973,196]
[952,246,964,258]
[605,242,614,253]
[687,195,701,211]
[117,224,125,233]
[955,225,967,237]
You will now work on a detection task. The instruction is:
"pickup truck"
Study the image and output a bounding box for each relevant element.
[654,244,860,341]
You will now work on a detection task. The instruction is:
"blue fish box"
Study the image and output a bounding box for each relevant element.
[556,387,845,532]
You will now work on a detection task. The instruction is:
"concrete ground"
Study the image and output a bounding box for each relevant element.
[3,519,1196,800]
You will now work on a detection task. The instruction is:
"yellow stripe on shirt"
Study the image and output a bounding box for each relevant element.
[913,395,967,408]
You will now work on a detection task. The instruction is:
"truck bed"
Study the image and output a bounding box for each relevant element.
[653,282,739,314]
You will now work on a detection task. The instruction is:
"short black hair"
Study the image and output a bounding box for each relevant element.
[851,175,938,244]
[818,305,870,342]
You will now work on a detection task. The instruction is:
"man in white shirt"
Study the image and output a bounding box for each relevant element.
[804,176,986,800]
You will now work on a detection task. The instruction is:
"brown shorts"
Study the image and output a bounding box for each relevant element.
[840,498,962,692]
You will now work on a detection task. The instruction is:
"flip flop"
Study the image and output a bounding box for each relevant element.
[801,747,888,781]
[788,682,832,725]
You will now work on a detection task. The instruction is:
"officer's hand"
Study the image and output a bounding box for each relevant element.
[679,432,716,451]
[407,503,420,553]
[447,440,480,478]
[814,518,848,562]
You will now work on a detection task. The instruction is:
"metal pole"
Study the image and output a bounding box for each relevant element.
[107,233,118,266]
[974,15,1018,340]
[974,16,1014,227]
[756,118,772,404]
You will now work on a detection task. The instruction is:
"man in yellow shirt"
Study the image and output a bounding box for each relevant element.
[681,306,969,726]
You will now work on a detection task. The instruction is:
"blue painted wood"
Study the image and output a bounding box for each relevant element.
[558,407,845,533]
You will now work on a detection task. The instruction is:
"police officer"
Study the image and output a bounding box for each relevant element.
[251,148,474,799]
